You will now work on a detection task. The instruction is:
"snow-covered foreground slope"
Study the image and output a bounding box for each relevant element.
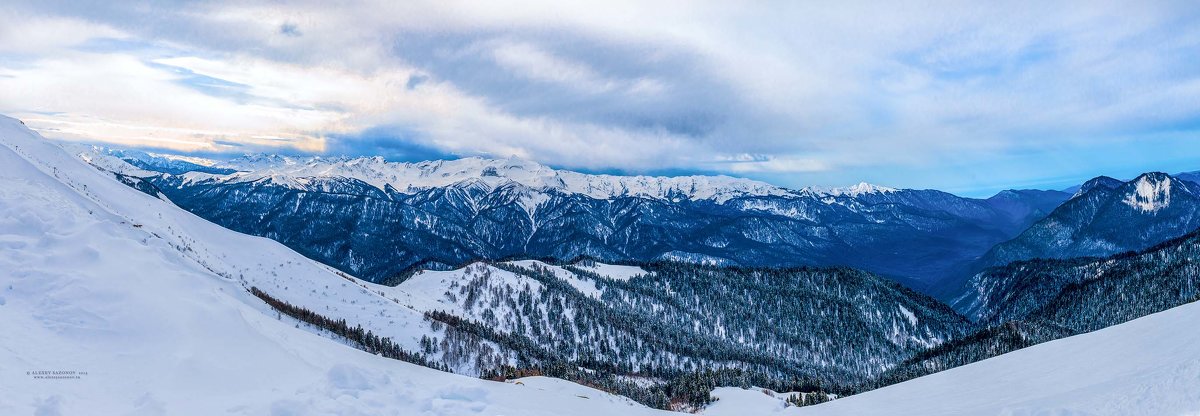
[0,115,677,415]
[797,300,1200,415]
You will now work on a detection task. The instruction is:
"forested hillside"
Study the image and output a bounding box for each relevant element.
[388,260,968,408]
[869,227,1200,389]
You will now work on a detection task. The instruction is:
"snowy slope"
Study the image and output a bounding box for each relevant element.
[386,260,646,313]
[955,172,1200,312]
[3,122,450,356]
[573,261,648,281]
[797,301,1200,415]
[0,115,675,415]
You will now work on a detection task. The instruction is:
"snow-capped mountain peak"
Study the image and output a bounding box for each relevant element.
[1072,175,1124,199]
[1123,172,1173,213]
[61,143,233,176]
[225,153,298,169]
[203,154,798,203]
[815,182,898,197]
[66,145,933,205]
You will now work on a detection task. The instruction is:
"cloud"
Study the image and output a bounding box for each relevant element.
[489,40,612,91]
[1,0,1199,195]
[324,124,452,162]
[279,22,301,37]
[0,51,334,152]
[710,153,830,174]
[0,11,126,54]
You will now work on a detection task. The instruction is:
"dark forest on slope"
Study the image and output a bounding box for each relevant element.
[866,228,1200,391]
[407,261,967,409]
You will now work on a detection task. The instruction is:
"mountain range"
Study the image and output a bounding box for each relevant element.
[977,172,1200,268]
[946,171,1200,307]
[69,146,1072,293]
[69,143,1200,318]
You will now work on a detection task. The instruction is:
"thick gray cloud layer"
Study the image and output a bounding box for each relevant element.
[2,1,1199,195]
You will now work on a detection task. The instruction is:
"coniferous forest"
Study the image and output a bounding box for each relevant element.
[398,261,966,409]
[869,227,1200,391]
[249,286,446,371]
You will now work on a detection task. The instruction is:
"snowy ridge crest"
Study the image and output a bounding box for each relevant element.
[816,182,899,197]
[1123,173,1172,213]
[190,154,817,203]
[65,144,912,203]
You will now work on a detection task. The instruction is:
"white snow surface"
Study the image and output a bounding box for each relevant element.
[385,262,549,320]
[60,143,161,177]
[146,151,221,167]
[62,143,220,172]
[1123,175,1172,212]
[706,387,802,415]
[574,262,647,281]
[897,305,918,326]
[816,182,898,197]
[505,260,604,298]
[378,260,646,314]
[799,300,1200,415]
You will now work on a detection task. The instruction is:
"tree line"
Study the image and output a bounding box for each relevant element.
[248,286,446,371]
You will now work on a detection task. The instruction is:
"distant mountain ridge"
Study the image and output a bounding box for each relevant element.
[189,153,803,203]
[872,224,1200,394]
[65,144,236,175]
[109,148,1068,203]
[69,146,1069,291]
[945,171,1200,314]
[973,172,1200,270]
[962,226,1200,325]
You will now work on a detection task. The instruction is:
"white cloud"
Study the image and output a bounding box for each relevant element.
[1,45,704,170]
[1,0,1198,192]
[720,155,831,174]
[0,52,333,152]
[0,12,126,53]
[489,41,612,91]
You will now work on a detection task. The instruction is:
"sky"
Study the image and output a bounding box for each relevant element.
[1,1,1199,197]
